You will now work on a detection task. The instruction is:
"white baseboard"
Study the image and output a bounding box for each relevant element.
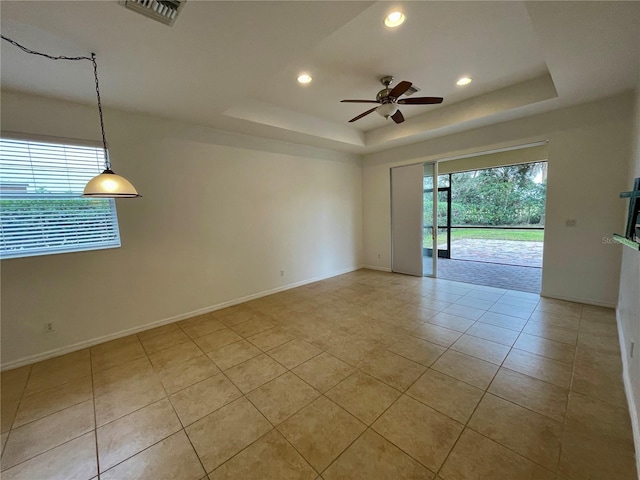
[1,265,361,371]
[360,264,392,272]
[616,310,640,480]
[540,290,617,309]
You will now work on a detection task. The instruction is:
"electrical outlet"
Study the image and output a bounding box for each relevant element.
[565,219,577,227]
[378,253,381,259]
[631,340,635,358]
[280,269,285,277]
[45,322,55,333]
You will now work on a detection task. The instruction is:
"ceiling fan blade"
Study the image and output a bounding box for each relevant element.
[389,80,412,98]
[391,110,405,124]
[397,97,444,105]
[349,107,378,123]
[341,99,379,103]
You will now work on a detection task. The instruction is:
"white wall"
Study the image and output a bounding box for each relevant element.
[617,84,640,471]
[0,90,363,368]
[362,93,634,307]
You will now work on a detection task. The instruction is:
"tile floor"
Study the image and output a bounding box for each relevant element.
[0,269,637,480]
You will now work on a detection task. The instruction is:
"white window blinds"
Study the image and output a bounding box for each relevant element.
[0,137,121,259]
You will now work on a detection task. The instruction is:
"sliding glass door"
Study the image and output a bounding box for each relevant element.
[390,162,437,277]
[423,163,437,276]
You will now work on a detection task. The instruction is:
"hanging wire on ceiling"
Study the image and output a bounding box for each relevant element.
[1,34,141,198]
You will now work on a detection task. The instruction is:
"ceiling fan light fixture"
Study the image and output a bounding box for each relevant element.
[376,103,398,118]
[384,11,405,28]
[456,76,472,86]
[297,73,312,84]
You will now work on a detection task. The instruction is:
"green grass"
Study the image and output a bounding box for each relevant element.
[424,228,544,248]
[449,228,544,242]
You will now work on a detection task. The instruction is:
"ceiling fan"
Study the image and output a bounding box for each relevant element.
[341,76,443,124]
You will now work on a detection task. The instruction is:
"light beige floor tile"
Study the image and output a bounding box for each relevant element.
[25,353,91,396]
[278,396,365,472]
[269,338,322,369]
[156,354,220,394]
[431,350,498,389]
[440,428,554,480]
[489,303,534,320]
[139,328,192,354]
[559,427,637,480]
[225,354,287,393]
[0,431,97,480]
[503,349,572,388]
[359,350,426,391]
[455,295,495,311]
[179,313,216,329]
[137,323,181,341]
[247,372,319,425]
[95,373,166,426]
[577,330,620,354]
[322,429,434,480]
[210,429,316,480]
[325,337,383,366]
[248,327,296,351]
[442,304,485,321]
[528,310,580,331]
[1,432,8,455]
[1,400,95,470]
[1,399,20,434]
[207,340,262,370]
[572,347,627,408]
[468,393,562,470]
[579,318,618,336]
[411,322,462,347]
[451,334,510,365]
[387,336,446,367]
[292,352,355,392]
[466,322,519,346]
[229,316,276,338]
[170,373,242,426]
[186,397,272,472]
[92,356,155,396]
[488,368,568,422]
[425,312,475,334]
[148,341,203,369]
[406,369,483,423]
[91,336,146,372]
[326,371,400,425]
[565,392,635,446]
[523,321,577,345]
[181,317,227,340]
[97,398,182,471]
[478,311,527,331]
[101,430,205,480]
[512,333,575,365]
[13,375,93,428]
[536,299,583,318]
[192,328,242,353]
[373,395,463,472]
[30,349,89,377]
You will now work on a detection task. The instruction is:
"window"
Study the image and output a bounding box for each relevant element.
[0,136,121,259]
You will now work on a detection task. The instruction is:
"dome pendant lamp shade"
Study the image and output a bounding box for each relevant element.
[82,53,141,198]
[83,169,141,198]
[0,36,141,198]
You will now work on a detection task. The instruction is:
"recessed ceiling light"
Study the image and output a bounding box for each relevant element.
[456,76,472,86]
[297,73,312,84]
[384,11,405,28]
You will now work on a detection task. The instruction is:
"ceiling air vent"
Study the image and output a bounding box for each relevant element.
[120,0,185,26]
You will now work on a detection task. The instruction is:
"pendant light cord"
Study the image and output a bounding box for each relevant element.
[1,35,111,170]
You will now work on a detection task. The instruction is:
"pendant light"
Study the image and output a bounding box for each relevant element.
[0,35,141,198]
[83,53,141,198]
